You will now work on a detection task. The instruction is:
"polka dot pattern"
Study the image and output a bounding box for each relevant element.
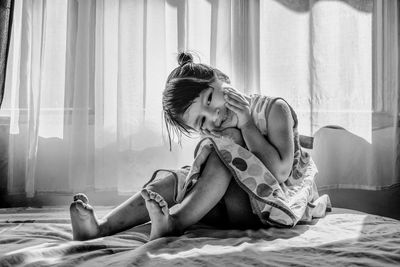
[242,177,257,191]
[237,147,252,159]
[248,164,263,176]
[264,172,277,185]
[219,149,232,163]
[256,184,273,197]
[232,157,247,171]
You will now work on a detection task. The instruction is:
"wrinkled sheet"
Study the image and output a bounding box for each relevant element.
[0,207,399,266]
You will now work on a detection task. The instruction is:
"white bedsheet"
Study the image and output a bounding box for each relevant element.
[0,207,399,266]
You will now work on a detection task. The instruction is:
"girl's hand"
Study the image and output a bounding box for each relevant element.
[223,87,253,129]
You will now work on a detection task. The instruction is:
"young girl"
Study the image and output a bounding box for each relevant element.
[70,52,310,241]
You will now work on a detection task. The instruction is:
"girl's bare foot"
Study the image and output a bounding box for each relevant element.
[141,189,176,240]
[69,193,101,240]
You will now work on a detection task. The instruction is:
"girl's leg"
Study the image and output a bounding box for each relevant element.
[70,173,177,241]
[142,150,239,240]
[223,179,263,229]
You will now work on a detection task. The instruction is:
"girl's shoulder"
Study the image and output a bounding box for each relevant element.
[249,94,292,111]
[249,94,298,132]
[249,94,282,115]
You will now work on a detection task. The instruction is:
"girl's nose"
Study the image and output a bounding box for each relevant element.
[214,108,220,120]
[204,108,220,131]
[211,108,220,126]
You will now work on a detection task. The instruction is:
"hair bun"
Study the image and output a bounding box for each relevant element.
[177,52,193,66]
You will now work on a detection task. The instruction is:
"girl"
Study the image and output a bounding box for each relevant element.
[70,52,303,241]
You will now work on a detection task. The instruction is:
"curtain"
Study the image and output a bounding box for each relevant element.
[0,0,14,108]
[259,0,399,190]
[0,0,398,198]
[307,0,399,190]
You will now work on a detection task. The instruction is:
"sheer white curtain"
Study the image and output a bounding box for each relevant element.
[3,0,196,197]
[1,0,398,198]
[258,0,398,190]
[259,0,399,189]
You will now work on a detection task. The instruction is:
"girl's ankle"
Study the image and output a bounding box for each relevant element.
[169,215,185,236]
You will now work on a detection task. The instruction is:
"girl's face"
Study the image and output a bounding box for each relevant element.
[181,80,239,133]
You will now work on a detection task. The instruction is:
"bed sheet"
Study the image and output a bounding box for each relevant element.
[0,207,399,266]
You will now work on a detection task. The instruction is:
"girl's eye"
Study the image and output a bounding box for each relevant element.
[207,92,212,105]
[200,117,205,129]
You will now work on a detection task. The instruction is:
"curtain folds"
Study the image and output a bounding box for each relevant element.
[0,0,14,108]
[0,0,398,197]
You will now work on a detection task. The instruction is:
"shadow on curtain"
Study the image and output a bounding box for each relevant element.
[273,0,373,13]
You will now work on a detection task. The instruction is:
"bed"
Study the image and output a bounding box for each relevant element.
[0,206,399,266]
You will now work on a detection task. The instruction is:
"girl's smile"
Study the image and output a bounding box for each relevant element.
[181,80,239,132]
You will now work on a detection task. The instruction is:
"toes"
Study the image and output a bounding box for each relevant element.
[70,200,94,216]
[70,200,84,213]
[141,189,150,200]
[75,200,86,210]
[155,194,163,203]
[158,199,168,214]
[82,202,93,211]
[144,189,158,201]
[149,191,157,199]
[148,191,166,205]
[73,193,89,204]
[159,199,167,207]
[142,189,168,209]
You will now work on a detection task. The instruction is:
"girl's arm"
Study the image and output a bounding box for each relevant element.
[240,99,294,183]
[221,88,294,183]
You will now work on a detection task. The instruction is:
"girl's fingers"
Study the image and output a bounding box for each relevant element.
[225,102,242,114]
[224,91,249,108]
[224,86,242,96]
[224,94,247,110]
[224,87,248,103]
[224,92,245,105]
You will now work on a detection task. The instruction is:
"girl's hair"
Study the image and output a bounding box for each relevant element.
[162,52,230,151]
